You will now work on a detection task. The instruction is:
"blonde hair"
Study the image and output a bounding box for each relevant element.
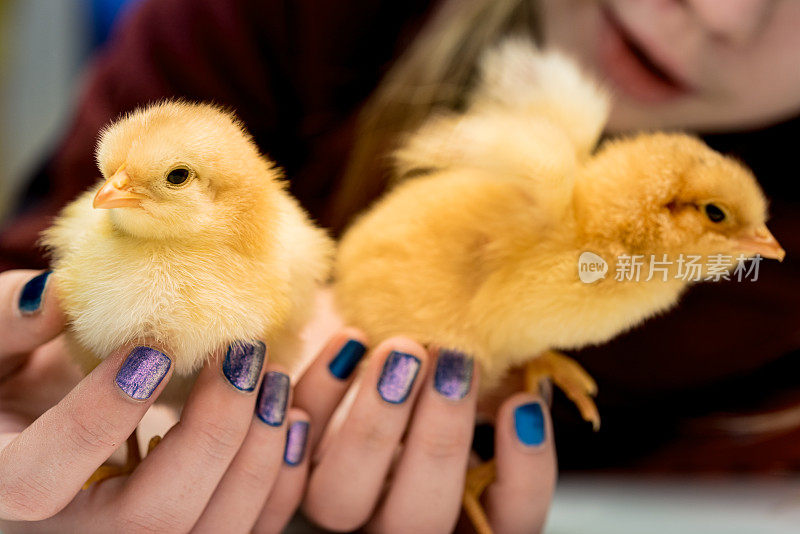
[328,0,541,232]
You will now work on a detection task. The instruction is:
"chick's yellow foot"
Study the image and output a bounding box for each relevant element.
[82,432,162,489]
[82,464,132,490]
[147,435,162,454]
[526,350,600,430]
[462,460,497,534]
[83,431,142,490]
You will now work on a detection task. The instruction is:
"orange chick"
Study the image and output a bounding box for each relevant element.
[333,40,784,533]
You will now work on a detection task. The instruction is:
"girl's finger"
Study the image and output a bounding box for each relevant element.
[115,340,266,532]
[302,337,429,532]
[292,328,368,449]
[485,393,557,534]
[0,270,64,375]
[192,365,292,534]
[367,349,479,533]
[0,344,173,521]
[252,408,312,534]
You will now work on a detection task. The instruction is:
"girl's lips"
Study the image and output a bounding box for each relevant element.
[598,6,692,104]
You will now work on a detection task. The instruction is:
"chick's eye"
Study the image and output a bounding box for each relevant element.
[166,167,190,186]
[704,203,726,223]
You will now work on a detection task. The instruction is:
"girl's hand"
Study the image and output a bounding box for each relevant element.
[293,329,557,533]
[0,270,307,533]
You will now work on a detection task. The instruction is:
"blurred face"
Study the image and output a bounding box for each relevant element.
[540,0,800,132]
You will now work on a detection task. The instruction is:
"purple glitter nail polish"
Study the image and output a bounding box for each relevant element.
[377,351,421,404]
[284,421,309,466]
[434,350,473,400]
[256,371,290,426]
[223,341,266,392]
[115,347,171,400]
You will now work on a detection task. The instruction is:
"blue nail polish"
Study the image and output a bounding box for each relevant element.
[328,339,367,380]
[18,270,52,315]
[256,371,290,426]
[284,421,309,466]
[116,347,171,400]
[223,341,266,392]
[514,402,546,446]
[434,349,473,400]
[377,351,421,404]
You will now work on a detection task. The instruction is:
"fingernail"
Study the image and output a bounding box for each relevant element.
[514,402,546,446]
[116,346,171,400]
[256,371,290,426]
[377,351,421,404]
[284,421,309,466]
[223,341,266,392]
[18,270,52,315]
[328,339,367,380]
[434,349,473,400]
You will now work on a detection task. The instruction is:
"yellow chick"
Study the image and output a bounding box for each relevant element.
[42,101,332,481]
[333,40,783,534]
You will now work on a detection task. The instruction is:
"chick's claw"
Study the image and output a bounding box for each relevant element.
[82,432,142,490]
[82,464,132,490]
[463,460,497,534]
[525,351,600,431]
[81,431,163,489]
[147,434,162,454]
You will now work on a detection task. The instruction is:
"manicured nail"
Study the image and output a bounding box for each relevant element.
[328,339,367,380]
[434,349,473,400]
[223,341,266,392]
[18,270,52,315]
[377,351,421,404]
[514,402,546,446]
[284,421,309,466]
[116,346,171,400]
[256,371,290,426]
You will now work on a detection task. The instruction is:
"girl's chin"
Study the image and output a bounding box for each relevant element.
[607,100,745,135]
[606,101,683,133]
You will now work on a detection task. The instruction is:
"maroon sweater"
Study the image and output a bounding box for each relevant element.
[3,0,800,470]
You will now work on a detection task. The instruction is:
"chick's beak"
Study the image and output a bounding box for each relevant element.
[734,226,786,262]
[93,168,146,209]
